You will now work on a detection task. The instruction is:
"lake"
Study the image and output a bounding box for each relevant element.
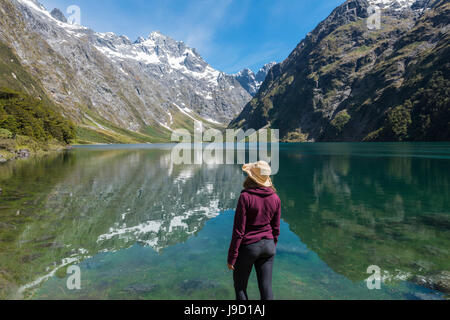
[0,143,449,300]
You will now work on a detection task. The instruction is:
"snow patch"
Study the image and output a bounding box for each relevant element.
[17,0,88,33]
[94,45,160,65]
[172,103,197,122]
[368,0,416,10]
[203,117,223,125]
[85,114,107,131]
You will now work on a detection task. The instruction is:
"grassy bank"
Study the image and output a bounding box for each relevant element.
[0,134,69,162]
[0,88,75,161]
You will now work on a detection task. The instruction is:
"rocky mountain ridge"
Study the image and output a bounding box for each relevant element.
[230,0,449,142]
[0,0,255,143]
[233,62,277,96]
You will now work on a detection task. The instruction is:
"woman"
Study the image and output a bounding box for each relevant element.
[227,160,281,300]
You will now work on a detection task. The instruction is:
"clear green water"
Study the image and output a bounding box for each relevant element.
[0,143,449,300]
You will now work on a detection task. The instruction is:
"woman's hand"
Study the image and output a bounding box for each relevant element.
[227,264,235,271]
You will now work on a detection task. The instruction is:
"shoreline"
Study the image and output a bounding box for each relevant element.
[0,142,72,164]
[3,140,449,163]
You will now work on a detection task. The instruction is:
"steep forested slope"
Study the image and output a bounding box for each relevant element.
[230,0,449,142]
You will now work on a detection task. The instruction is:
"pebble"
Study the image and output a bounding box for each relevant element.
[16,149,31,159]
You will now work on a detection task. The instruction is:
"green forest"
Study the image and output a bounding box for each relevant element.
[0,88,75,158]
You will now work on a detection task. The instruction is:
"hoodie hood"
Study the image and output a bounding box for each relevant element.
[243,187,275,197]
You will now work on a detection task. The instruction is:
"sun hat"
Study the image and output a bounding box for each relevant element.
[242,160,273,188]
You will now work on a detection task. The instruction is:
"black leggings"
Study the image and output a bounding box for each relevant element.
[233,239,276,300]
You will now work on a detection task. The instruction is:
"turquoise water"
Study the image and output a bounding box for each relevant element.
[0,143,448,299]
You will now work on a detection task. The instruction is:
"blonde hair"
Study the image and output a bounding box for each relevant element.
[243,176,277,193]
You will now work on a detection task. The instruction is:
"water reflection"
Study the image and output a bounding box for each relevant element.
[0,143,449,299]
[0,148,244,298]
[276,144,450,291]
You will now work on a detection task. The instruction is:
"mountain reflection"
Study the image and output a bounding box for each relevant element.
[0,148,243,298]
[43,150,242,253]
[0,143,449,299]
[276,144,450,287]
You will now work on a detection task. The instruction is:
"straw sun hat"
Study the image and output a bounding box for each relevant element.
[242,160,273,188]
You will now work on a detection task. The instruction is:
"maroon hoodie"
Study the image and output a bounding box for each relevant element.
[227,187,281,266]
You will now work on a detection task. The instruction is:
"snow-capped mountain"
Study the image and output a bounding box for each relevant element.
[233,62,277,96]
[0,0,252,138]
[368,0,417,10]
[230,0,444,142]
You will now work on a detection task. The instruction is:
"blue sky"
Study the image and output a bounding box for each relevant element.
[39,0,343,74]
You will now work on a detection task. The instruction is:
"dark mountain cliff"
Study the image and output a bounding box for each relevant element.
[230,0,449,142]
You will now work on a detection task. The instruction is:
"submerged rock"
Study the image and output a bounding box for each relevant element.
[16,149,31,159]
[419,214,450,229]
[179,279,218,292]
[38,242,65,249]
[33,235,56,243]
[414,271,450,295]
[121,283,159,294]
